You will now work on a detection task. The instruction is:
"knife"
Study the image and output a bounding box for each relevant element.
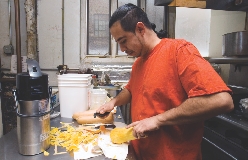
[83,123,116,129]
[94,124,116,129]
[93,112,110,118]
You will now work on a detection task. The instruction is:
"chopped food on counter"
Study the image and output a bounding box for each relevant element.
[49,122,106,155]
[46,121,129,159]
[43,150,49,156]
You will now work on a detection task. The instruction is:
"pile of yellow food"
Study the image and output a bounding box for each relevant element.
[49,122,105,154]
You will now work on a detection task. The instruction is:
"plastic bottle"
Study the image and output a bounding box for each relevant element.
[92,75,98,87]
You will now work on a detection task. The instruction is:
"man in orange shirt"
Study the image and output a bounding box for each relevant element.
[96,3,234,160]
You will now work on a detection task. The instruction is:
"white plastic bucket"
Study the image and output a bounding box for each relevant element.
[58,84,90,118]
[58,83,90,118]
[57,78,91,82]
[57,76,91,79]
[57,74,92,118]
[58,79,91,85]
[57,75,92,85]
[58,76,91,79]
[89,89,107,110]
[58,81,91,85]
[58,76,91,81]
[58,74,92,78]
[58,83,91,87]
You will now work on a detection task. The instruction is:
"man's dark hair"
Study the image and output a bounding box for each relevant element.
[109,3,152,33]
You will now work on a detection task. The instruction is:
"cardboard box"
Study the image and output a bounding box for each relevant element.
[51,89,60,109]
[169,0,206,8]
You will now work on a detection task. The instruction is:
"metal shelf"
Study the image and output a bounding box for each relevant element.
[208,57,248,64]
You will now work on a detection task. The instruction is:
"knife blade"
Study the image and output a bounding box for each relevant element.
[95,124,116,129]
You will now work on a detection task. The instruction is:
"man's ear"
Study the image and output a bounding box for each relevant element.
[135,22,145,35]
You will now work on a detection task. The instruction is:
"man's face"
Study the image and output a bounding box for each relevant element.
[110,21,144,57]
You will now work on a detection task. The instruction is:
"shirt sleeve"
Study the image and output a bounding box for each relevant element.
[124,69,133,93]
[176,42,231,98]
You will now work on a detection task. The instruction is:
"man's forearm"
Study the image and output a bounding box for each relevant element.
[156,92,234,126]
[111,88,132,107]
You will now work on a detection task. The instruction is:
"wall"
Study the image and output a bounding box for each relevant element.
[175,7,211,57]
[37,0,138,86]
[37,0,63,86]
[0,0,27,71]
[0,0,9,138]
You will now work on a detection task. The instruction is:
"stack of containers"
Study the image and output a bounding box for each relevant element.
[57,74,92,118]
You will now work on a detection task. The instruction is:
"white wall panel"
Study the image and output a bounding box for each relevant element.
[175,7,211,57]
[37,0,63,69]
[64,0,81,68]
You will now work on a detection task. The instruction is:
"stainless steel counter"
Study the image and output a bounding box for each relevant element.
[203,113,248,160]
[0,107,136,160]
[0,117,75,160]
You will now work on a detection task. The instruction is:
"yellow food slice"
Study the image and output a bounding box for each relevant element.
[110,127,136,144]
[44,150,49,156]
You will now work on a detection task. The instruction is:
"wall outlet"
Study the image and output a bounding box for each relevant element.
[3,45,14,55]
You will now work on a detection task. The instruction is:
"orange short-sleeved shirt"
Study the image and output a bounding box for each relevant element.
[125,39,231,160]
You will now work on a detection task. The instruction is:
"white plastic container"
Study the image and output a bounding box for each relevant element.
[57,74,92,118]
[59,74,92,78]
[89,89,108,110]
[57,75,91,83]
[58,84,90,118]
[58,81,91,86]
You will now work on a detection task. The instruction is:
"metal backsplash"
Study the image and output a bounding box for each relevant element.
[91,62,132,83]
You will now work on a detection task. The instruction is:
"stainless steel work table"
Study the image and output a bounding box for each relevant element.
[0,107,136,160]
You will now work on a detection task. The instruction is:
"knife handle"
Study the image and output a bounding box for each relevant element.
[93,112,111,118]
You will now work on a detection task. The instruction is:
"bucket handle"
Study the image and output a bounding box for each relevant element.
[12,86,55,114]
[49,86,55,113]
[16,107,51,117]
[12,88,18,111]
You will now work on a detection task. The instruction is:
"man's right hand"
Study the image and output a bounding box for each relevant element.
[96,100,115,114]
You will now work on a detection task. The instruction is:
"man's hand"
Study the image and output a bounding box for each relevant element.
[96,88,132,114]
[127,116,160,139]
[96,101,115,114]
